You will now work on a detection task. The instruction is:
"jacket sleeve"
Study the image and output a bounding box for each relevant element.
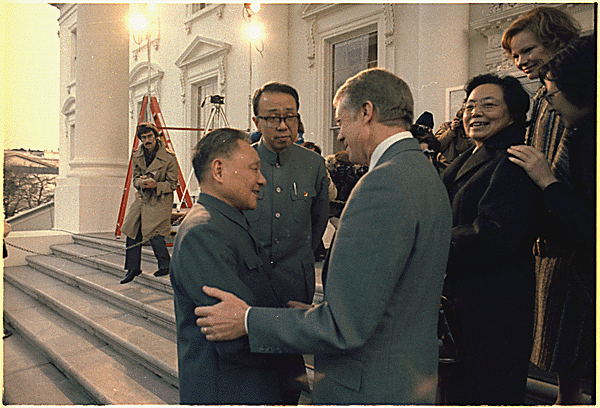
[311,159,331,252]
[155,154,179,195]
[172,223,288,367]
[435,122,455,152]
[247,166,422,355]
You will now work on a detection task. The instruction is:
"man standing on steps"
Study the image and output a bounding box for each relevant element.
[120,122,179,284]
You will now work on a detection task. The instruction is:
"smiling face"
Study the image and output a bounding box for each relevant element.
[463,83,513,147]
[335,100,370,165]
[509,30,556,80]
[252,91,297,153]
[219,140,266,211]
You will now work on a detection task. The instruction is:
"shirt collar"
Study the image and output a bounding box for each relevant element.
[368,131,412,171]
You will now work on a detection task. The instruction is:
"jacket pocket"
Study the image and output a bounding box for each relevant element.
[291,185,316,222]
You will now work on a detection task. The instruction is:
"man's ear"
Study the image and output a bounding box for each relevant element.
[211,158,224,183]
[360,101,374,124]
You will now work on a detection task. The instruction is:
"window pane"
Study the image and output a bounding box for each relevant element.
[331,31,377,135]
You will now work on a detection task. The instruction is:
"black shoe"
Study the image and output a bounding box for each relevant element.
[120,269,142,284]
[153,268,169,277]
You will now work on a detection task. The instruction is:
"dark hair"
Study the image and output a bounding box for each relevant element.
[333,68,414,128]
[136,122,160,140]
[192,128,250,184]
[302,141,322,155]
[539,35,596,109]
[464,74,530,128]
[252,82,300,116]
[501,6,580,56]
[410,124,441,152]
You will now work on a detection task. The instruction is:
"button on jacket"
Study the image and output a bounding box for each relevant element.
[245,140,330,304]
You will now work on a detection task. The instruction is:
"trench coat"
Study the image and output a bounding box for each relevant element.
[121,140,179,240]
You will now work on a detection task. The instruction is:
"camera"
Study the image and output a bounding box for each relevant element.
[210,95,224,105]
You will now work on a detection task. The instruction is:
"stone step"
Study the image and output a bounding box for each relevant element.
[3,278,179,404]
[3,328,96,405]
[72,233,160,263]
[25,254,175,330]
[48,242,173,294]
[4,265,179,389]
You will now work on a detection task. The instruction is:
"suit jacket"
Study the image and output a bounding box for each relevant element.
[245,140,330,304]
[246,137,452,404]
[121,140,179,239]
[170,193,305,405]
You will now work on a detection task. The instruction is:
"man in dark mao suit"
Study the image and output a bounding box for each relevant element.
[170,128,305,404]
[195,69,453,404]
[245,82,330,305]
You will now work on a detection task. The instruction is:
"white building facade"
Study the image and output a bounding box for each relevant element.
[52,3,595,234]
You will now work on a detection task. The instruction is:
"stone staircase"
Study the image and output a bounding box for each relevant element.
[3,234,181,405]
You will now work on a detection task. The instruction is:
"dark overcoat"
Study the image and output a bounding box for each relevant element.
[170,194,305,405]
[440,124,540,405]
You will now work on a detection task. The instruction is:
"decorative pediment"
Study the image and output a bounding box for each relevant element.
[175,36,231,70]
[61,96,76,116]
[299,3,347,20]
[129,62,165,89]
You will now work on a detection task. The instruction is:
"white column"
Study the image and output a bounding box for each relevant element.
[55,4,130,233]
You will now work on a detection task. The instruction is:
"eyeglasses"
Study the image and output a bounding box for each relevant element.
[257,115,300,128]
[464,101,503,114]
[540,87,561,103]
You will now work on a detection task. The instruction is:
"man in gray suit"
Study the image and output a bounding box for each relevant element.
[170,128,305,404]
[195,69,452,404]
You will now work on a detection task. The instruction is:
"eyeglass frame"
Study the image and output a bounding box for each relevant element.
[463,99,505,114]
[256,114,301,128]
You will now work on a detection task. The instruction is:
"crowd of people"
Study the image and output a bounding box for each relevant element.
[130,5,595,405]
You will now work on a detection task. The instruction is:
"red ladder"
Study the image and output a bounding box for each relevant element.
[114,95,193,237]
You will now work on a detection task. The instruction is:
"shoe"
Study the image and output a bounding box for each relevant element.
[120,269,142,284]
[153,268,169,277]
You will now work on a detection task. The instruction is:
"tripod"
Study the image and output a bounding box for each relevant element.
[178,97,230,211]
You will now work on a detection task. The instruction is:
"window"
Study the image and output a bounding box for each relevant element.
[190,4,207,15]
[330,31,377,151]
[70,28,77,81]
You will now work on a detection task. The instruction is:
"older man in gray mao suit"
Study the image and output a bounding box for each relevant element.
[196,68,452,404]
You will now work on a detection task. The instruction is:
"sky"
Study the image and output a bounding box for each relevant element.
[2,3,60,152]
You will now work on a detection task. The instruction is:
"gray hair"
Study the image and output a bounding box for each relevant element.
[333,68,414,127]
[192,128,250,184]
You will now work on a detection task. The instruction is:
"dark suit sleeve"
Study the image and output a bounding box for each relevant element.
[247,167,420,354]
[172,224,287,367]
[447,158,540,271]
[311,159,331,252]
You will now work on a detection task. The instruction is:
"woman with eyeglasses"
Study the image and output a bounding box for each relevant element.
[508,35,595,405]
[438,73,541,405]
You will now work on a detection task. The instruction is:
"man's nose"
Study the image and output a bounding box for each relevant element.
[258,171,266,186]
[276,118,289,130]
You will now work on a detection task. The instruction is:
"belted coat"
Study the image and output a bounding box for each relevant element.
[121,140,179,240]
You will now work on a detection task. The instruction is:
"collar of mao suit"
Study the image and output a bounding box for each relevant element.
[255,138,293,167]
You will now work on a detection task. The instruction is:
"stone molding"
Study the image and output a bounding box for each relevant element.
[184,4,226,34]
